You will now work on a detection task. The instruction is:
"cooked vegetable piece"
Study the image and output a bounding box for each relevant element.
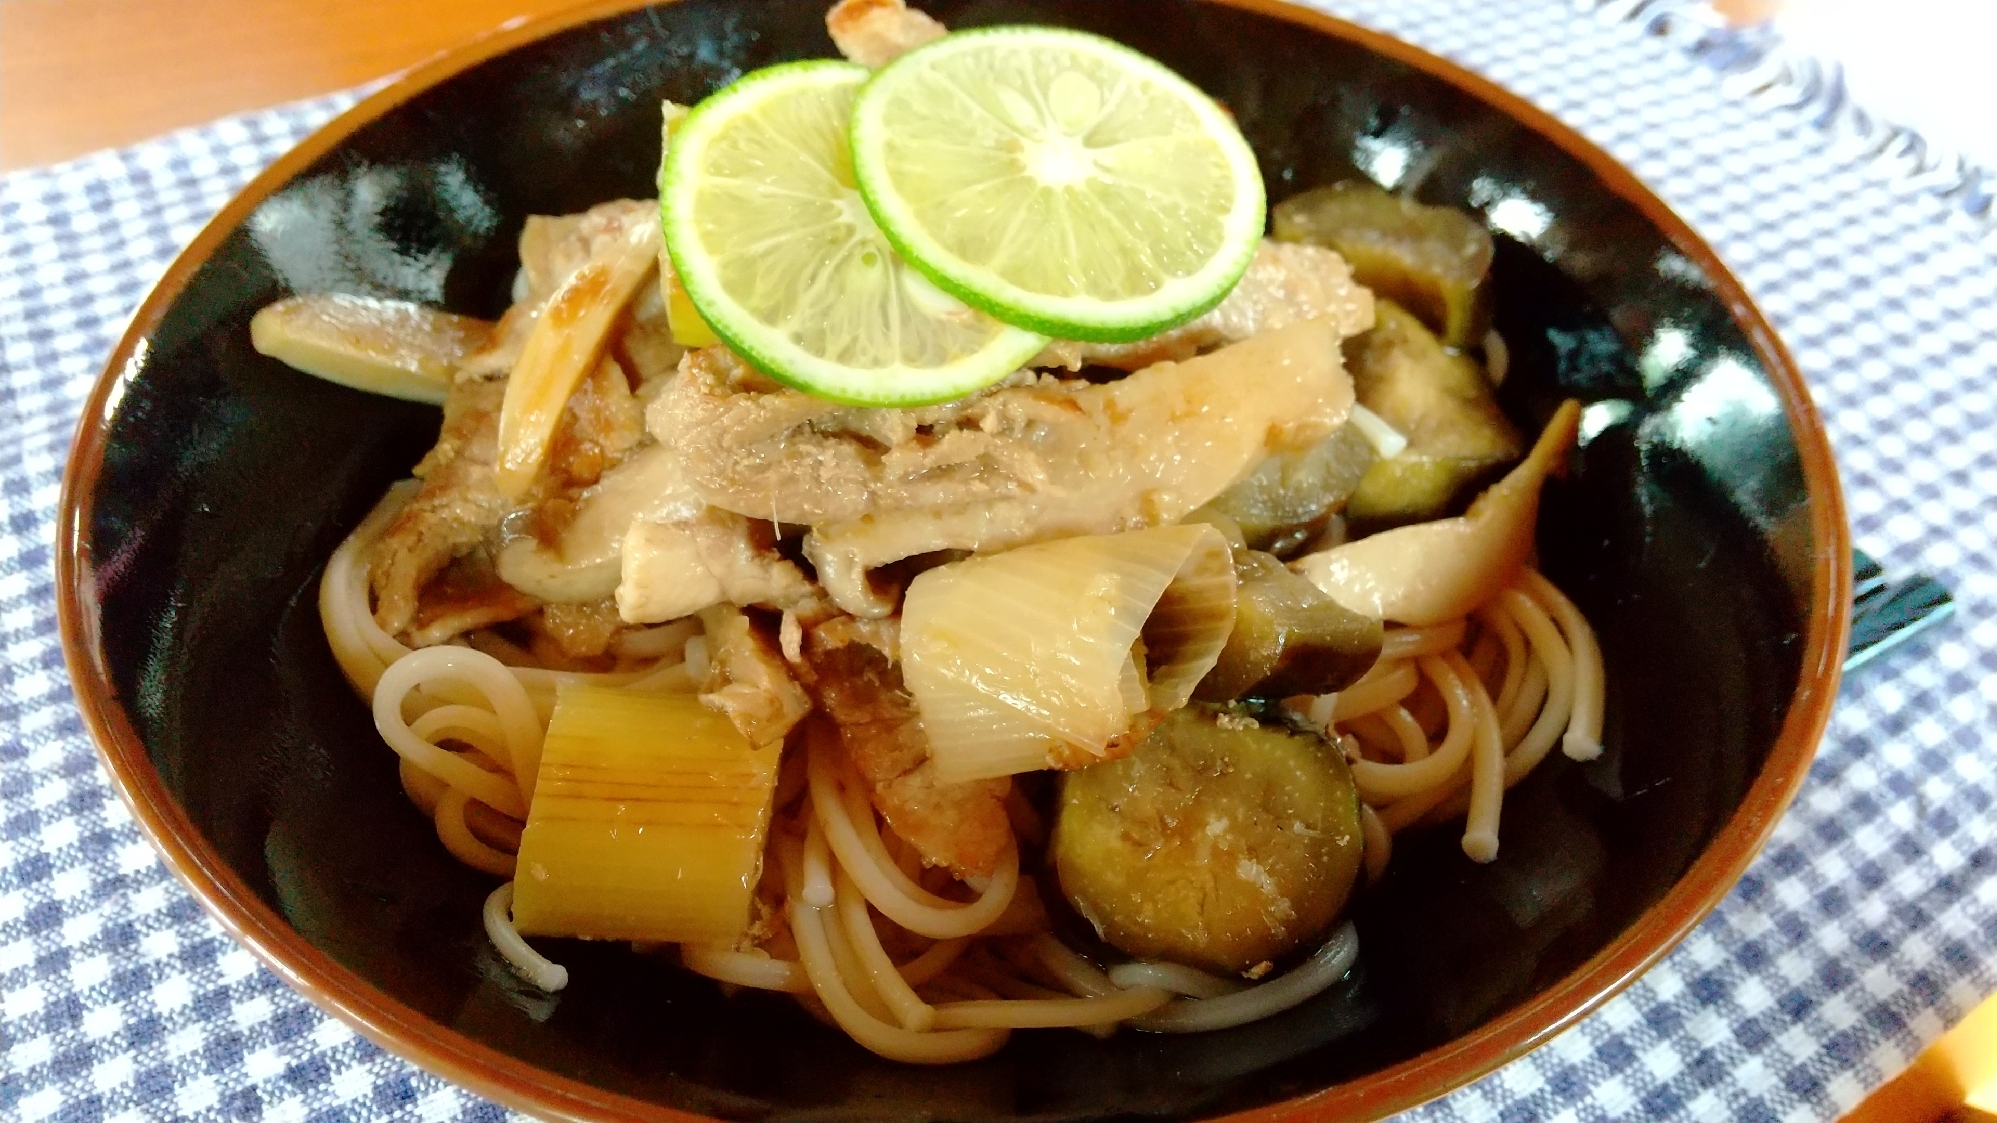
[1053,706,1364,974]
[1203,423,1375,550]
[1343,300,1523,528]
[1273,181,1494,347]
[250,294,491,404]
[901,525,1237,783]
[495,213,661,500]
[511,684,780,944]
[1295,399,1580,626]
[1195,550,1381,701]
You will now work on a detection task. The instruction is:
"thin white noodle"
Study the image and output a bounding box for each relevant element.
[1131,923,1358,1033]
[1330,660,1421,722]
[1303,693,1338,735]
[801,818,837,909]
[371,656,527,818]
[898,939,970,988]
[318,485,418,695]
[1383,705,1430,762]
[836,779,961,910]
[1499,656,1549,751]
[962,972,1072,1003]
[930,987,1170,1030]
[1497,589,1576,784]
[1030,934,1116,998]
[1379,619,1467,661]
[1522,570,1605,761]
[373,647,543,812]
[1479,602,1530,717]
[815,875,898,1025]
[1107,961,1244,1000]
[807,729,1018,939]
[1348,655,1474,801]
[1451,650,1507,863]
[779,834,1009,1064]
[682,946,810,994]
[436,788,517,877]
[398,757,447,817]
[614,618,700,661]
[408,705,508,762]
[1466,626,1505,694]
[1376,762,1470,832]
[483,883,568,991]
[834,866,937,1032]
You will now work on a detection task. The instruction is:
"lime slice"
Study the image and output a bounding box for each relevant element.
[850,27,1266,344]
[661,61,1046,406]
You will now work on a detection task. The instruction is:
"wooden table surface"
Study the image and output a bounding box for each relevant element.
[0,0,1987,1119]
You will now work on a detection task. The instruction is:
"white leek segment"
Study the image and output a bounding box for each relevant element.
[495,216,662,499]
[511,684,780,944]
[250,294,491,404]
[901,524,1236,783]
[1295,399,1581,626]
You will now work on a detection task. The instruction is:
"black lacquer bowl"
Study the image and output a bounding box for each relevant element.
[56,2,1850,1121]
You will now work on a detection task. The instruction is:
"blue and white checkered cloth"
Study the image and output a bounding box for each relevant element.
[3,2,1993,1120]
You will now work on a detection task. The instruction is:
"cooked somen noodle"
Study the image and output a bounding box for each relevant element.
[279,0,1612,1065]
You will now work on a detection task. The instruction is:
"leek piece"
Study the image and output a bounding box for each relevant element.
[1295,400,1581,626]
[511,684,780,944]
[901,524,1236,783]
[494,216,661,500]
[250,294,490,404]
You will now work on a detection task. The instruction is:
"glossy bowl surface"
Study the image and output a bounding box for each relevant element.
[57,2,1850,1121]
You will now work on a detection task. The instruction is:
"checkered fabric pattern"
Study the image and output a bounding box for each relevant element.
[1,2,1992,1120]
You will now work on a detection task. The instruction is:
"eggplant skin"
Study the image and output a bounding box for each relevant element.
[1195,550,1382,702]
[1052,706,1365,975]
[1272,180,1493,348]
[1343,300,1523,529]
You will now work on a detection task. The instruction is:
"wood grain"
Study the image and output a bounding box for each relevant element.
[0,0,588,169]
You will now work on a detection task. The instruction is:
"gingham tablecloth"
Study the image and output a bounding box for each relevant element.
[3,2,1994,1121]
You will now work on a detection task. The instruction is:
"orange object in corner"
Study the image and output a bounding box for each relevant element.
[1845,993,1997,1123]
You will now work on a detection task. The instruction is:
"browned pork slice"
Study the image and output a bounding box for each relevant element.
[652,318,1356,616]
[647,350,1054,527]
[699,605,813,750]
[369,356,646,640]
[369,376,513,637]
[367,217,652,642]
[616,508,824,624]
[1029,241,1375,371]
[803,617,1011,878]
[827,0,946,67]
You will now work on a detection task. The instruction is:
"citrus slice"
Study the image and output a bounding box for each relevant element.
[850,27,1266,344]
[661,60,1046,406]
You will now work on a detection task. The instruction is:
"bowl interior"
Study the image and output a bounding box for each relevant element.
[78,1,1819,1120]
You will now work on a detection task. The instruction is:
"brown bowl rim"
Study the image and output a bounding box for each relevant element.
[54,1,1853,1120]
